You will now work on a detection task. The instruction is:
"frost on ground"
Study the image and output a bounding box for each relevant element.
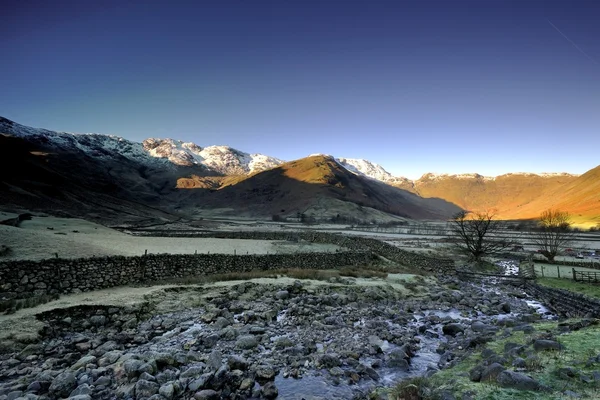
[0,213,340,261]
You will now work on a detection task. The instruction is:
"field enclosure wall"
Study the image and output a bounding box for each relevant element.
[0,251,369,301]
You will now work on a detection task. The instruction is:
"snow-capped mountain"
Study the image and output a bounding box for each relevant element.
[336,157,396,182]
[0,116,576,183]
[0,117,282,176]
[142,138,284,175]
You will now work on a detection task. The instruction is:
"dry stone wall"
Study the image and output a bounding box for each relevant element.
[524,282,600,318]
[0,251,369,301]
[129,230,455,272]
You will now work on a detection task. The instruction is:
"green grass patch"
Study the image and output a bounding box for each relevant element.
[537,278,600,299]
[399,319,600,399]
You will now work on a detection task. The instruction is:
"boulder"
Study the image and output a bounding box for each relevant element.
[496,370,541,391]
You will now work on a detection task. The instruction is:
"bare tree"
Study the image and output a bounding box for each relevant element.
[531,209,574,262]
[447,210,511,261]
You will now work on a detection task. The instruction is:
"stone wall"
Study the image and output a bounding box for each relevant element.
[524,282,600,318]
[0,251,369,301]
[128,230,456,273]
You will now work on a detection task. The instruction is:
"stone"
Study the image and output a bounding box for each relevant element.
[275,290,289,300]
[70,383,92,396]
[135,379,159,398]
[255,365,276,381]
[159,383,175,400]
[442,323,465,336]
[49,371,77,398]
[235,335,259,350]
[318,354,340,368]
[193,389,219,400]
[480,363,506,382]
[70,356,97,371]
[533,340,564,352]
[89,315,107,326]
[188,373,213,392]
[227,355,248,371]
[181,365,205,379]
[207,350,222,371]
[261,382,279,399]
[496,370,541,391]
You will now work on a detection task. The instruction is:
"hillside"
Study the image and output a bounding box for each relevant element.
[176,155,461,220]
[397,172,578,219]
[509,166,600,226]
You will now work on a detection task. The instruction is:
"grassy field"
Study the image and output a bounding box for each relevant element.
[537,278,600,299]
[389,319,600,399]
[528,263,600,279]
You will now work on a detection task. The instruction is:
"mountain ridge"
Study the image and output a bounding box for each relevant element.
[1,116,597,225]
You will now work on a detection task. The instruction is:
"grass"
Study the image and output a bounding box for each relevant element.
[537,278,600,299]
[152,266,389,286]
[400,319,600,399]
[533,263,600,280]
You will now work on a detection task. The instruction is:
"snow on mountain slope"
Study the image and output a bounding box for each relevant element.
[0,117,283,176]
[336,157,396,182]
[142,139,284,175]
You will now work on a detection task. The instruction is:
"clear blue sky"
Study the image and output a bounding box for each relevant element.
[2,0,599,179]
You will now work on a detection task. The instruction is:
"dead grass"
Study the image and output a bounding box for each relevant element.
[153,266,388,286]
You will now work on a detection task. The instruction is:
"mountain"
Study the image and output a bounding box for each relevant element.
[2,116,597,225]
[176,155,461,220]
[395,172,578,219]
[0,117,460,223]
[504,166,600,224]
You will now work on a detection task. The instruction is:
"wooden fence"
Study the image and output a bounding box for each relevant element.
[573,269,600,284]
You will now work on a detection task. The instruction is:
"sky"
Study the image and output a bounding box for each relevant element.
[1,0,599,179]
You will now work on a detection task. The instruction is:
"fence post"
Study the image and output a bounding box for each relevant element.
[572,268,576,281]
[557,266,560,279]
[541,265,544,277]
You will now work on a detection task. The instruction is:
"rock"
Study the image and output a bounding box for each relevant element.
[159,383,175,400]
[89,315,107,326]
[533,340,564,352]
[275,290,289,300]
[442,323,465,337]
[227,355,248,371]
[135,379,159,398]
[255,365,276,381]
[98,350,123,367]
[388,348,409,369]
[188,373,213,392]
[261,382,279,399]
[6,391,23,400]
[70,383,92,396]
[123,359,145,378]
[49,371,77,398]
[194,389,219,400]
[235,335,259,350]
[239,377,255,391]
[213,317,231,329]
[557,367,578,379]
[513,324,535,334]
[70,355,97,371]
[274,336,294,349]
[480,363,506,382]
[181,365,205,379]
[496,370,541,391]
[469,364,485,382]
[318,354,340,368]
[471,321,497,333]
[207,350,222,371]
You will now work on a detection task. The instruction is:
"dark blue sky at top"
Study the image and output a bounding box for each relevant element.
[1,0,599,178]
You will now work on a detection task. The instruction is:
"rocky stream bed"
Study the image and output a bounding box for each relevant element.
[0,267,555,400]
